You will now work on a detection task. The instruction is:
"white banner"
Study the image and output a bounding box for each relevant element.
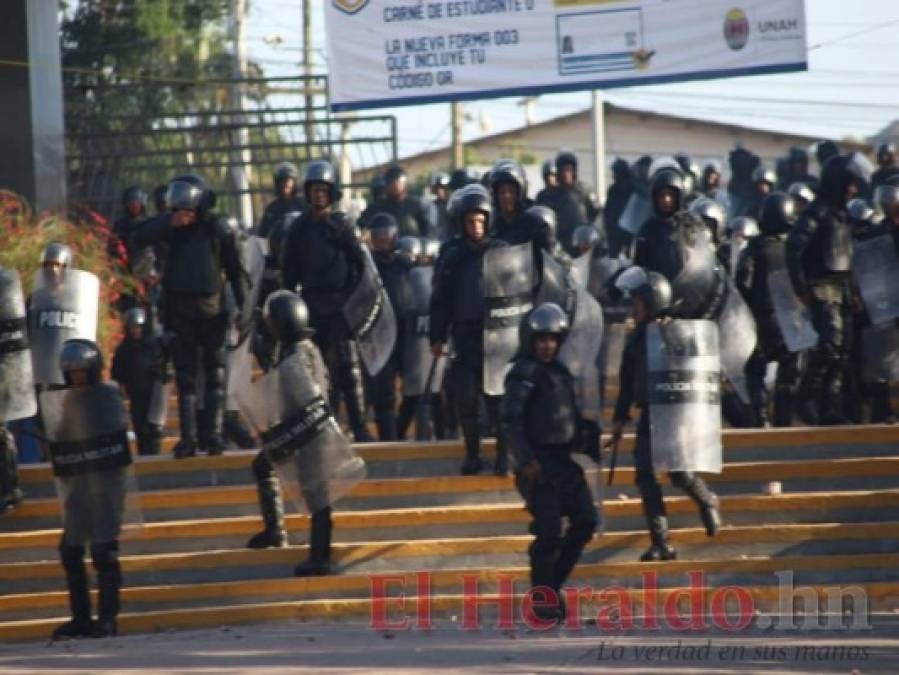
[325,0,807,111]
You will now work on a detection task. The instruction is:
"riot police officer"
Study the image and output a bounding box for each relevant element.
[430,185,511,475]
[247,291,327,552]
[872,143,899,190]
[367,214,414,440]
[727,146,761,219]
[132,173,248,457]
[257,162,306,239]
[280,160,372,442]
[610,269,721,561]
[359,165,431,236]
[735,192,802,426]
[742,167,777,220]
[689,197,728,247]
[538,150,601,255]
[787,153,870,425]
[603,157,635,257]
[777,146,818,191]
[490,159,535,246]
[535,159,558,204]
[502,303,599,622]
[111,185,147,266]
[428,172,453,241]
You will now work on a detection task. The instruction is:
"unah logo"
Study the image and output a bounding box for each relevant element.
[723,8,749,51]
[333,0,370,14]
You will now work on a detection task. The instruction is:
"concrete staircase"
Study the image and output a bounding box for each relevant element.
[2,412,899,641]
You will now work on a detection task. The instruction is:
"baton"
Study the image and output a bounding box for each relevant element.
[415,356,440,441]
[605,435,620,486]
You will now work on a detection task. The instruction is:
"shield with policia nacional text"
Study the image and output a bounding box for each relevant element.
[402,265,446,397]
[647,319,722,474]
[236,351,366,514]
[40,382,142,545]
[343,247,397,377]
[852,234,899,326]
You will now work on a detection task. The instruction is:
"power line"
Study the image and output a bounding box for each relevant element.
[808,18,899,51]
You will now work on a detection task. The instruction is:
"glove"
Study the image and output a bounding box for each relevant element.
[580,418,601,464]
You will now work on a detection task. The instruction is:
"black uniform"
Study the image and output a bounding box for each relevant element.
[538,184,600,256]
[735,232,801,426]
[369,249,414,440]
[359,195,431,237]
[430,235,508,470]
[111,334,164,455]
[0,425,21,514]
[786,160,858,426]
[614,322,719,559]
[493,206,536,246]
[132,211,247,453]
[281,211,371,441]
[603,160,635,257]
[502,355,598,599]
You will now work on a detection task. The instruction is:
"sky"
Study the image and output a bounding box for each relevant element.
[245,0,899,161]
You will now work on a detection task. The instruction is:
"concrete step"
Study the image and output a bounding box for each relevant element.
[2,550,897,621]
[2,488,898,564]
[8,458,899,530]
[3,576,896,643]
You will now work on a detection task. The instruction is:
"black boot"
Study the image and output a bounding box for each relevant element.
[54,546,93,640]
[91,541,121,638]
[0,431,23,515]
[247,456,287,549]
[492,442,509,476]
[870,382,895,424]
[459,417,485,475]
[224,411,256,450]
[640,516,677,562]
[173,393,199,459]
[294,507,332,576]
[203,387,228,455]
[671,472,721,537]
[375,411,397,442]
[819,377,850,426]
[772,385,795,427]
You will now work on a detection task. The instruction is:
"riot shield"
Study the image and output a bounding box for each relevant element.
[29,269,99,386]
[0,268,36,421]
[716,278,757,403]
[146,379,169,428]
[647,320,722,473]
[599,321,629,409]
[767,269,818,353]
[535,251,576,314]
[861,323,899,384]
[571,453,605,533]
[483,243,534,396]
[226,236,267,409]
[559,283,604,422]
[853,234,899,326]
[236,354,366,514]
[343,247,397,377]
[572,253,591,288]
[402,266,446,397]
[40,383,141,545]
[619,191,651,236]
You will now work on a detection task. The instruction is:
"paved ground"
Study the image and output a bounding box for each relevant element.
[2,616,898,674]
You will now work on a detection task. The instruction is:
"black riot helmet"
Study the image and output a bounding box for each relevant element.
[759,192,797,236]
[650,168,685,217]
[787,182,816,208]
[611,157,631,183]
[430,172,450,194]
[877,143,896,168]
[368,212,400,253]
[614,266,672,320]
[526,205,557,248]
[397,236,422,263]
[41,242,73,268]
[814,140,840,169]
[541,159,557,182]
[370,173,387,201]
[820,152,872,206]
[303,159,340,202]
[60,338,103,386]
[572,224,601,254]
[122,185,147,212]
[273,161,300,195]
[555,150,578,173]
[449,167,480,191]
[384,165,407,185]
[847,198,874,223]
[675,153,700,184]
[633,155,654,183]
[490,159,528,203]
[448,183,492,234]
[788,146,809,171]
[519,302,569,355]
[124,307,148,329]
[264,290,313,342]
[752,166,777,188]
[874,177,899,216]
[168,173,215,213]
[688,197,727,244]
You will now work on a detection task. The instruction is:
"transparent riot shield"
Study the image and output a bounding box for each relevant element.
[861,322,899,384]
[236,354,366,514]
[343,247,397,377]
[559,283,604,422]
[40,383,141,545]
[572,453,605,534]
[853,234,899,326]
[227,236,267,410]
[483,243,534,396]
[716,278,757,403]
[402,266,446,397]
[619,191,651,236]
[767,269,818,353]
[146,379,169,428]
[29,268,99,386]
[647,320,722,473]
[0,268,36,421]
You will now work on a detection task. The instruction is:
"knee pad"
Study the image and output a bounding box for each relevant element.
[566,519,598,546]
[669,471,695,490]
[90,540,121,574]
[204,367,226,392]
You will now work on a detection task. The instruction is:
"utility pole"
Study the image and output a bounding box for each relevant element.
[303,0,314,153]
[590,90,606,206]
[451,102,464,169]
[230,0,254,226]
